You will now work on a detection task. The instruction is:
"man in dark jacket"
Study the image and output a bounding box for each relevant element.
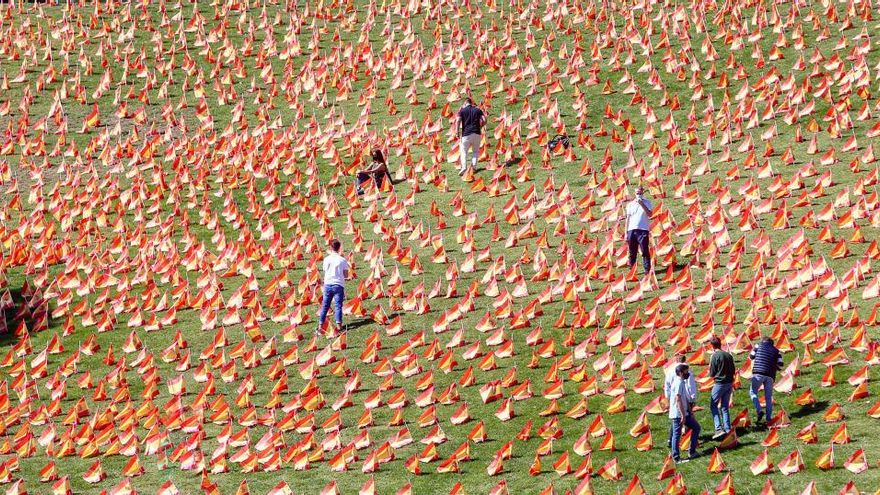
[708,337,735,438]
[749,337,784,425]
[456,97,486,176]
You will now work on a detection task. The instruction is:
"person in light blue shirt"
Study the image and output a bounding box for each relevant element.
[664,355,696,448]
[625,186,654,275]
[669,364,701,463]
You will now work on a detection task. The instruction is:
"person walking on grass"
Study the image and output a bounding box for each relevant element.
[664,354,697,406]
[669,364,701,464]
[316,239,349,337]
[709,336,735,439]
[665,354,697,447]
[457,97,486,176]
[625,185,653,276]
[749,336,784,426]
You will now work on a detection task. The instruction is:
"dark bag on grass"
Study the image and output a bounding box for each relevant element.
[547,134,571,152]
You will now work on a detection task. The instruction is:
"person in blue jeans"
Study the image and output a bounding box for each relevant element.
[749,336,784,426]
[708,337,735,439]
[317,239,349,337]
[664,354,696,448]
[625,186,653,276]
[669,364,701,463]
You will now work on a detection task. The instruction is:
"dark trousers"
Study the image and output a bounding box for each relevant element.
[357,171,387,191]
[670,413,700,460]
[627,229,651,273]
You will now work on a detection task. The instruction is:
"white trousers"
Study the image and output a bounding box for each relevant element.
[460,134,481,171]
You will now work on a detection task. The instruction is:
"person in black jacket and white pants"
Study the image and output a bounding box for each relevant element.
[456,97,486,176]
[749,337,784,425]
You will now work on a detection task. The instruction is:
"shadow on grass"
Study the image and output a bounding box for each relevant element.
[0,284,52,347]
[789,401,829,419]
[345,318,377,332]
[697,438,757,457]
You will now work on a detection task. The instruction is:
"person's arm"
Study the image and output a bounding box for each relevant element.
[687,375,697,402]
[343,259,350,279]
[776,351,784,371]
[479,109,487,127]
[675,388,687,420]
[637,198,652,215]
[749,348,756,361]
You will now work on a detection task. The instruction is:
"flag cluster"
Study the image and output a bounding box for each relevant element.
[0,0,878,493]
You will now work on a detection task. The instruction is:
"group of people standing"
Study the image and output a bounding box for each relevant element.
[666,336,784,463]
[326,98,786,472]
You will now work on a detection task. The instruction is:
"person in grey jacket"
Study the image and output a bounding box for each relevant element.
[749,337,784,425]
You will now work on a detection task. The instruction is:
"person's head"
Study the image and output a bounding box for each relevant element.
[464,97,473,107]
[675,363,690,378]
[710,336,722,350]
[330,239,341,253]
[762,336,773,346]
[635,185,645,197]
[371,148,385,164]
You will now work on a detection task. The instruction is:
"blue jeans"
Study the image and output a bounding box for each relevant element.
[710,383,733,432]
[750,374,774,421]
[670,413,700,460]
[627,229,651,273]
[318,284,345,329]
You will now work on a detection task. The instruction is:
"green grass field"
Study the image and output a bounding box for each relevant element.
[1,0,880,493]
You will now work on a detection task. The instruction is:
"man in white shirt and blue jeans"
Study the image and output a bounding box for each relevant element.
[317,239,349,337]
[625,186,654,275]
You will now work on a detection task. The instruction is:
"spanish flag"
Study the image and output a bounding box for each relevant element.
[749,449,773,475]
[80,104,100,133]
[844,448,868,474]
[707,448,727,473]
[777,449,804,476]
[815,446,834,470]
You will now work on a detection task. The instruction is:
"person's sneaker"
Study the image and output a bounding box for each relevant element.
[314,329,323,338]
[458,168,466,176]
[712,429,725,440]
[689,452,702,459]
[756,411,765,423]
[674,458,689,465]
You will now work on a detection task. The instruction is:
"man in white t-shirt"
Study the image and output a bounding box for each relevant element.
[317,239,350,336]
[625,185,654,275]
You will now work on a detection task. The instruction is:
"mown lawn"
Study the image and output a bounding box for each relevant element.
[0,0,879,493]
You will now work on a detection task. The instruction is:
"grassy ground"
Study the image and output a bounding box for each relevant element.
[0,0,879,493]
